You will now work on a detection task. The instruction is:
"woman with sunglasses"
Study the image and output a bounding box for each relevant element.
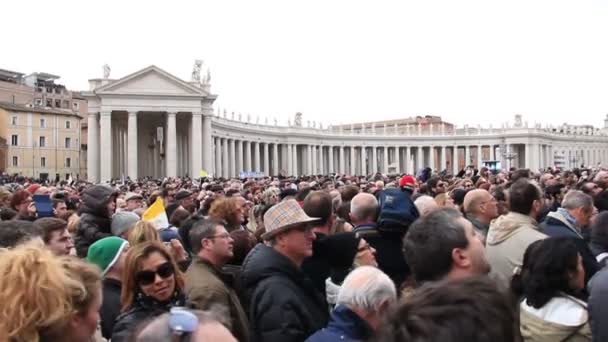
[112,241,186,342]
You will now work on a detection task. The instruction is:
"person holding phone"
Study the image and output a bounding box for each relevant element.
[10,189,36,221]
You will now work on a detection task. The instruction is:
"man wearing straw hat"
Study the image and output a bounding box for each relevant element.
[241,199,329,342]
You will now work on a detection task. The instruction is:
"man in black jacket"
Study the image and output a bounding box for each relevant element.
[540,190,599,285]
[75,185,117,257]
[241,199,329,342]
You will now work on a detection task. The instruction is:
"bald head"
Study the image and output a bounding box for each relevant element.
[350,193,378,225]
[463,189,498,224]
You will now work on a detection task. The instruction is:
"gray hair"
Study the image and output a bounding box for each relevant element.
[336,266,397,311]
[135,307,228,342]
[562,190,594,211]
[189,218,224,254]
[414,195,439,217]
[350,193,378,221]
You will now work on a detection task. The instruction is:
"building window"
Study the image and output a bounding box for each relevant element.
[65,137,71,148]
[65,120,71,129]
[12,156,18,167]
[11,135,18,146]
[11,116,17,125]
[65,157,71,168]
[46,99,52,107]
[40,118,46,128]
[35,98,42,106]
[72,102,79,110]
[39,136,46,147]
[41,157,46,168]
[55,99,61,108]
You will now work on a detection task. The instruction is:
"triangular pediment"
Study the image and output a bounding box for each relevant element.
[96,65,206,96]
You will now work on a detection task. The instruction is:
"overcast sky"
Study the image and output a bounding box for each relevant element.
[4,0,608,128]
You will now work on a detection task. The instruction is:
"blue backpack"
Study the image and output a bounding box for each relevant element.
[377,188,420,234]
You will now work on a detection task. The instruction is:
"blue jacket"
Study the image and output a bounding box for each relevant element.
[305,305,373,342]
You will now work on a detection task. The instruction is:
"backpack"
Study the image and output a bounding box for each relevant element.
[377,188,420,233]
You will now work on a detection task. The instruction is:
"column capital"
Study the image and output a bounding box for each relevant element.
[128,111,138,117]
[167,111,177,117]
[100,111,112,117]
[192,111,203,116]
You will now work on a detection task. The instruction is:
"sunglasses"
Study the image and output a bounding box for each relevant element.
[135,262,174,286]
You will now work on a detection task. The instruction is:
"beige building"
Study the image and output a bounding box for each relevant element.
[0,103,83,180]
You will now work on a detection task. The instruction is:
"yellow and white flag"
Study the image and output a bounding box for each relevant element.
[142,197,169,229]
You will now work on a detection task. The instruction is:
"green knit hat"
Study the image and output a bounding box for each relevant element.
[86,237,129,276]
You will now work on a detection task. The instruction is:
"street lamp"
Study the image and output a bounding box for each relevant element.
[499,142,517,170]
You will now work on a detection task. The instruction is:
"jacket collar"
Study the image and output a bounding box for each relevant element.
[327,305,374,340]
[546,210,583,238]
[193,255,234,287]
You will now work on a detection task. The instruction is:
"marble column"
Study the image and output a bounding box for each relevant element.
[229,139,236,178]
[394,146,400,174]
[440,146,446,171]
[87,112,99,182]
[429,146,435,171]
[339,146,345,174]
[350,146,356,175]
[293,145,298,176]
[405,146,411,174]
[287,144,293,175]
[453,146,459,175]
[361,146,367,175]
[372,146,378,173]
[99,111,112,182]
[312,146,318,175]
[477,145,483,168]
[328,146,334,174]
[165,112,177,177]
[237,140,244,175]
[383,146,389,174]
[417,146,423,170]
[202,113,213,175]
[254,142,261,173]
[215,137,222,177]
[320,146,325,174]
[273,143,279,176]
[263,143,269,175]
[525,144,531,169]
[191,112,203,178]
[222,138,229,178]
[464,145,470,167]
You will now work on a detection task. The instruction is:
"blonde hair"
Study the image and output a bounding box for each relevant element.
[0,241,101,342]
[66,214,80,234]
[128,220,160,247]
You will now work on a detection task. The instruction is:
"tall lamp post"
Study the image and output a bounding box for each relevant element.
[499,142,517,171]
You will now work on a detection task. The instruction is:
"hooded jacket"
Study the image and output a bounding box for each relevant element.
[486,212,547,287]
[75,185,117,257]
[241,243,329,342]
[519,295,592,342]
[540,210,599,286]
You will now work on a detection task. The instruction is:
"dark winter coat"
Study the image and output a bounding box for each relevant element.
[305,305,373,342]
[301,232,331,297]
[99,277,122,339]
[353,223,409,287]
[75,185,117,257]
[111,291,185,342]
[540,211,599,286]
[241,243,329,342]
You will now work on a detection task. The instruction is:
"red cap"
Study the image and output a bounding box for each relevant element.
[26,184,40,194]
[399,175,416,188]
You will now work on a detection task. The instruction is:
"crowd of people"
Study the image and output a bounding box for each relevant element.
[2,164,608,341]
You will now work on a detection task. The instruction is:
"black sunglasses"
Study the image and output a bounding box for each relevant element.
[135,262,174,286]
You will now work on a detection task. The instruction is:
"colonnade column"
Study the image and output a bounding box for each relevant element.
[263,143,269,175]
[328,146,334,174]
[307,145,312,175]
[215,137,222,177]
[287,144,293,175]
[244,141,251,172]
[477,145,483,168]
[222,138,229,178]
[236,140,243,175]
[166,112,177,177]
[417,146,423,170]
[464,146,470,167]
[293,145,298,176]
[202,113,213,176]
[318,146,324,174]
[191,112,202,178]
[87,112,99,182]
[383,146,388,174]
[453,146,459,175]
[254,142,261,173]
[272,143,279,176]
[339,146,345,174]
[127,111,138,179]
[394,146,400,174]
[361,146,367,175]
[525,144,531,169]
[440,146,446,171]
[229,139,236,178]
[429,146,435,171]
[99,111,112,182]
[405,146,411,174]
[372,146,378,173]
[350,146,356,175]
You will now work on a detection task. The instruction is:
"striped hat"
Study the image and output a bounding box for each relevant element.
[262,199,321,240]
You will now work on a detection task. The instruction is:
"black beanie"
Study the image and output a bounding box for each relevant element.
[324,232,361,270]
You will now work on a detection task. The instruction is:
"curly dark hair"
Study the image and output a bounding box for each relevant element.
[511,237,581,309]
[375,276,517,342]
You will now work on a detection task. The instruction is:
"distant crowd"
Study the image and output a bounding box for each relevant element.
[2,164,608,341]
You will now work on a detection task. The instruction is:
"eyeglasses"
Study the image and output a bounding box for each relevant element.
[169,307,198,338]
[207,233,231,240]
[135,262,175,286]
